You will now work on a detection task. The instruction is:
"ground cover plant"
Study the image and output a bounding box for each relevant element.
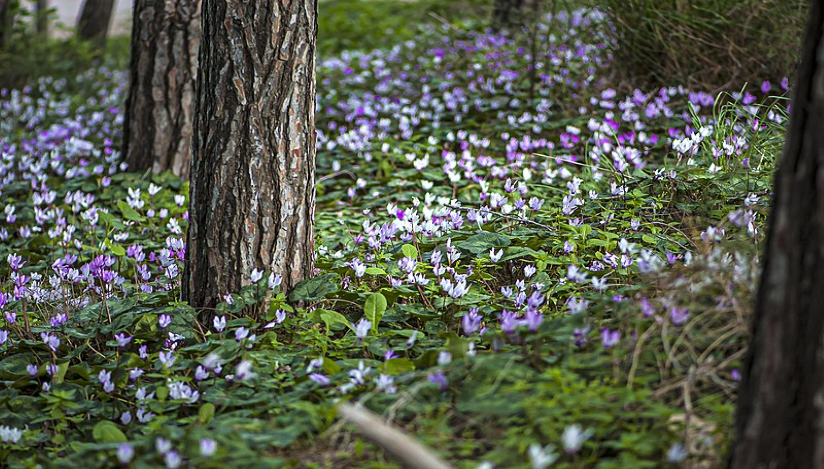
[0,6,792,468]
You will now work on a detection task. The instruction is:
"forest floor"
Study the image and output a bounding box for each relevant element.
[0,6,786,469]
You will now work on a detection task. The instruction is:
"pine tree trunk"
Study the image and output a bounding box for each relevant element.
[0,0,14,49]
[492,0,524,32]
[729,2,824,467]
[183,0,317,312]
[76,0,114,49]
[35,0,47,38]
[122,0,200,179]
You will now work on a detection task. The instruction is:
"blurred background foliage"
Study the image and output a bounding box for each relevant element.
[0,0,808,92]
[599,0,808,91]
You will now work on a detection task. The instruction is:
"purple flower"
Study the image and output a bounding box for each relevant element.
[309,373,331,386]
[731,369,741,381]
[200,438,217,457]
[462,310,483,335]
[428,370,449,391]
[669,307,690,326]
[601,328,620,348]
[158,314,171,329]
[354,318,371,341]
[0,330,8,346]
[116,443,134,464]
[114,333,132,348]
[213,316,226,332]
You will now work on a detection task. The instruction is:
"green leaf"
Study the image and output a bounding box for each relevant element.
[288,273,340,302]
[364,267,386,275]
[364,293,387,334]
[318,309,350,332]
[198,403,216,424]
[456,231,512,254]
[383,358,415,375]
[104,238,126,257]
[401,244,418,258]
[92,420,127,443]
[116,200,146,222]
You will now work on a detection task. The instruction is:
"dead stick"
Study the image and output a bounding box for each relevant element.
[337,402,453,469]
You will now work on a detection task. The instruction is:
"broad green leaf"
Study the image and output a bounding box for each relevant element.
[92,420,127,443]
[401,244,418,258]
[384,358,415,375]
[456,231,512,254]
[364,293,387,334]
[318,309,350,332]
[364,267,386,275]
[116,200,146,222]
[288,273,339,302]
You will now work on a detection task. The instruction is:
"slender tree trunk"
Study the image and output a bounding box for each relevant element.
[730,2,824,467]
[76,0,114,49]
[35,0,47,38]
[122,0,200,179]
[492,0,524,32]
[183,0,317,312]
[0,0,15,49]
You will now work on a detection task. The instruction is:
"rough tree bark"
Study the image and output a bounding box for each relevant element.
[183,0,317,312]
[76,0,114,49]
[729,2,824,467]
[122,0,200,179]
[492,0,524,32]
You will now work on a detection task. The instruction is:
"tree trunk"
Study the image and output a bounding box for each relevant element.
[0,0,15,49]
[729,2,824,467]
[35,0,47,38]
[492,0,524,32]
[183,0,317,312]
[76,0,114,49]
[122,0,200,179]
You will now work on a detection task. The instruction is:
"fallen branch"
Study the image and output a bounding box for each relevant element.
[337,402,453,469]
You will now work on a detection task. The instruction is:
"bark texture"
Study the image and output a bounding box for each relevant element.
[122,0,200,179]
[492,0,524,32]
[183,0,317,311]
[76,0,114,48]
[729,2,824,467]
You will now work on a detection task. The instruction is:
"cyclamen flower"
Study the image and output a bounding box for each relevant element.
[114,333,132,348]
[375,374,397,395]
[235,360,256,381]
[354,318,372,341]
[562,424,593,453]
[164,450,182,468]
[529,443,559,469]
[489,248,503,263]
[0,425,23,443]
[213,316,226,332]
[0,330,8,346]
[601,329,620,348]
[200,439,217,457]
[250,268,264,283]
[428,370,449,391]
[669,307,690,326]
[309,373,331,386]
[268,272,282,290]
[158,314,171,328]
[462,310,483,335]
[116,443,134,464]
[158,351,176,368]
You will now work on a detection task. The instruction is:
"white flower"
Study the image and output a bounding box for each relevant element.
[561,424,593,453]
[0,425,23,443]
[528,443,558,469]
[667,443,688,463]
[235,360,256,381]
[489,248,503,263]
[250,268,264,283]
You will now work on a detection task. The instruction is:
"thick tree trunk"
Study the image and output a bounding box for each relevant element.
[76,0,114,49]
[122,0,199,179]
[492,0,524,32]
[729,2,824,467]
[183,0,317,312]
